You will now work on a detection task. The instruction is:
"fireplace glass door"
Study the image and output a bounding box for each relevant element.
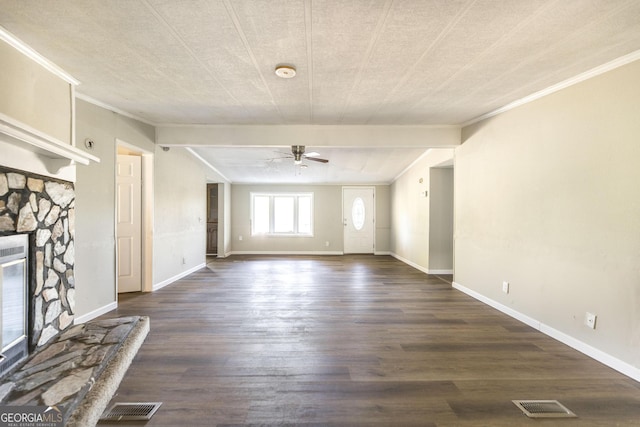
[0,234,28,375]
[2,259,27,349]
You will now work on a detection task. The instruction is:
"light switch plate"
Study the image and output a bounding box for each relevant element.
[585,312,597,329]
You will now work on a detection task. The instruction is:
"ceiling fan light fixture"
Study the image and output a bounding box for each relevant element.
[275,65,296,79]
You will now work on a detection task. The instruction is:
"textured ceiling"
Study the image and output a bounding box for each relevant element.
[1,0,640,182]
[190,145,435,184]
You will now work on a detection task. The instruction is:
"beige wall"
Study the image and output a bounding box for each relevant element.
[375,185,391,254]
[0,40,72,145]
[390,149,454,272]
[456,59,640,375]
[153,146,208,284]
[75,100,211,317]
[231,184,389,254]
[75,99,155,318]
[221,182,232,257]
[429,167,454,271]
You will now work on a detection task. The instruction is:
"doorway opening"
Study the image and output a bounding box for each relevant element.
[206,183,218,256]
[116,140,154,294]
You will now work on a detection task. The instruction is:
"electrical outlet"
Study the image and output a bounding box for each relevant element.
[239,235,243,241]
[502,281,509,294]
[585,312,597,329]
[325,241,330,247]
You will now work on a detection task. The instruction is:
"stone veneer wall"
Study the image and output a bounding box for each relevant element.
[0,166,75,349]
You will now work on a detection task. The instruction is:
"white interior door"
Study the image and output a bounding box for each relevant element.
[343,187,375,254]
[117,154,142,293]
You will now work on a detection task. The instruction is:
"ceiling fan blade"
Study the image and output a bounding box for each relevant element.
[306,157,329,163]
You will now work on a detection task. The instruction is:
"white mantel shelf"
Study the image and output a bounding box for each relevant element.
[0,112,99,167]
[0,113,99,182]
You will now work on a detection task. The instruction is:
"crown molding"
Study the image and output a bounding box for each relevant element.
[462,49,640,127]
[185,147,232,183]
[0,25,79,86]
[75,93,157,127]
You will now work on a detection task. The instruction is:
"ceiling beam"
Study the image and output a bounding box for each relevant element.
[156,125,461,148]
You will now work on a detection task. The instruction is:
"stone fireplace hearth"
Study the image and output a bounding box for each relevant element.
[0,165,76,353]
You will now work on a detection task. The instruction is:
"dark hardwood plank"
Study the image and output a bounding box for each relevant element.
[97,255,640,426]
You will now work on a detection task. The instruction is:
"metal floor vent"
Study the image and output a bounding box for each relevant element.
[512,400,577,418]
[100,402,162,421]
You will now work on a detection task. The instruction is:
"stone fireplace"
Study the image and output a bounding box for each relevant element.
[0,117,151,426]
[0,165,76,359]
[0,34,98,370]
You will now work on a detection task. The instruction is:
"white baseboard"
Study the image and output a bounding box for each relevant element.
[390,252,429,275]
[391,253,454,275]
[74,301,118,325]
[374,251,391,255]
[228,251,344,256]
[452,281,640,383]
[153,263,206,291]
[428,269,454,275]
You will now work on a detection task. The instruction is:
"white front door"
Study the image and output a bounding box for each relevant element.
[117,154,142,293]
[343,187,375,254]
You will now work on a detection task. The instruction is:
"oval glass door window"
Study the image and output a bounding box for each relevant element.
[352,197,366,231]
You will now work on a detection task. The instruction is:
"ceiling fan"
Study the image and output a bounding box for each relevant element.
[277,145,329,165]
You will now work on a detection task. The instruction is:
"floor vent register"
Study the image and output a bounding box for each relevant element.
[512,400,577,418]
[99,402,163,421]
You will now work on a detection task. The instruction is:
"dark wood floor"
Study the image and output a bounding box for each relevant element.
[98,255,640,426]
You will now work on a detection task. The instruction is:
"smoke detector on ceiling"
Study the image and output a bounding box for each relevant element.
[275,65,296,79]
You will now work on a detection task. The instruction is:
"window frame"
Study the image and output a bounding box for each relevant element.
[250,192,314,237]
